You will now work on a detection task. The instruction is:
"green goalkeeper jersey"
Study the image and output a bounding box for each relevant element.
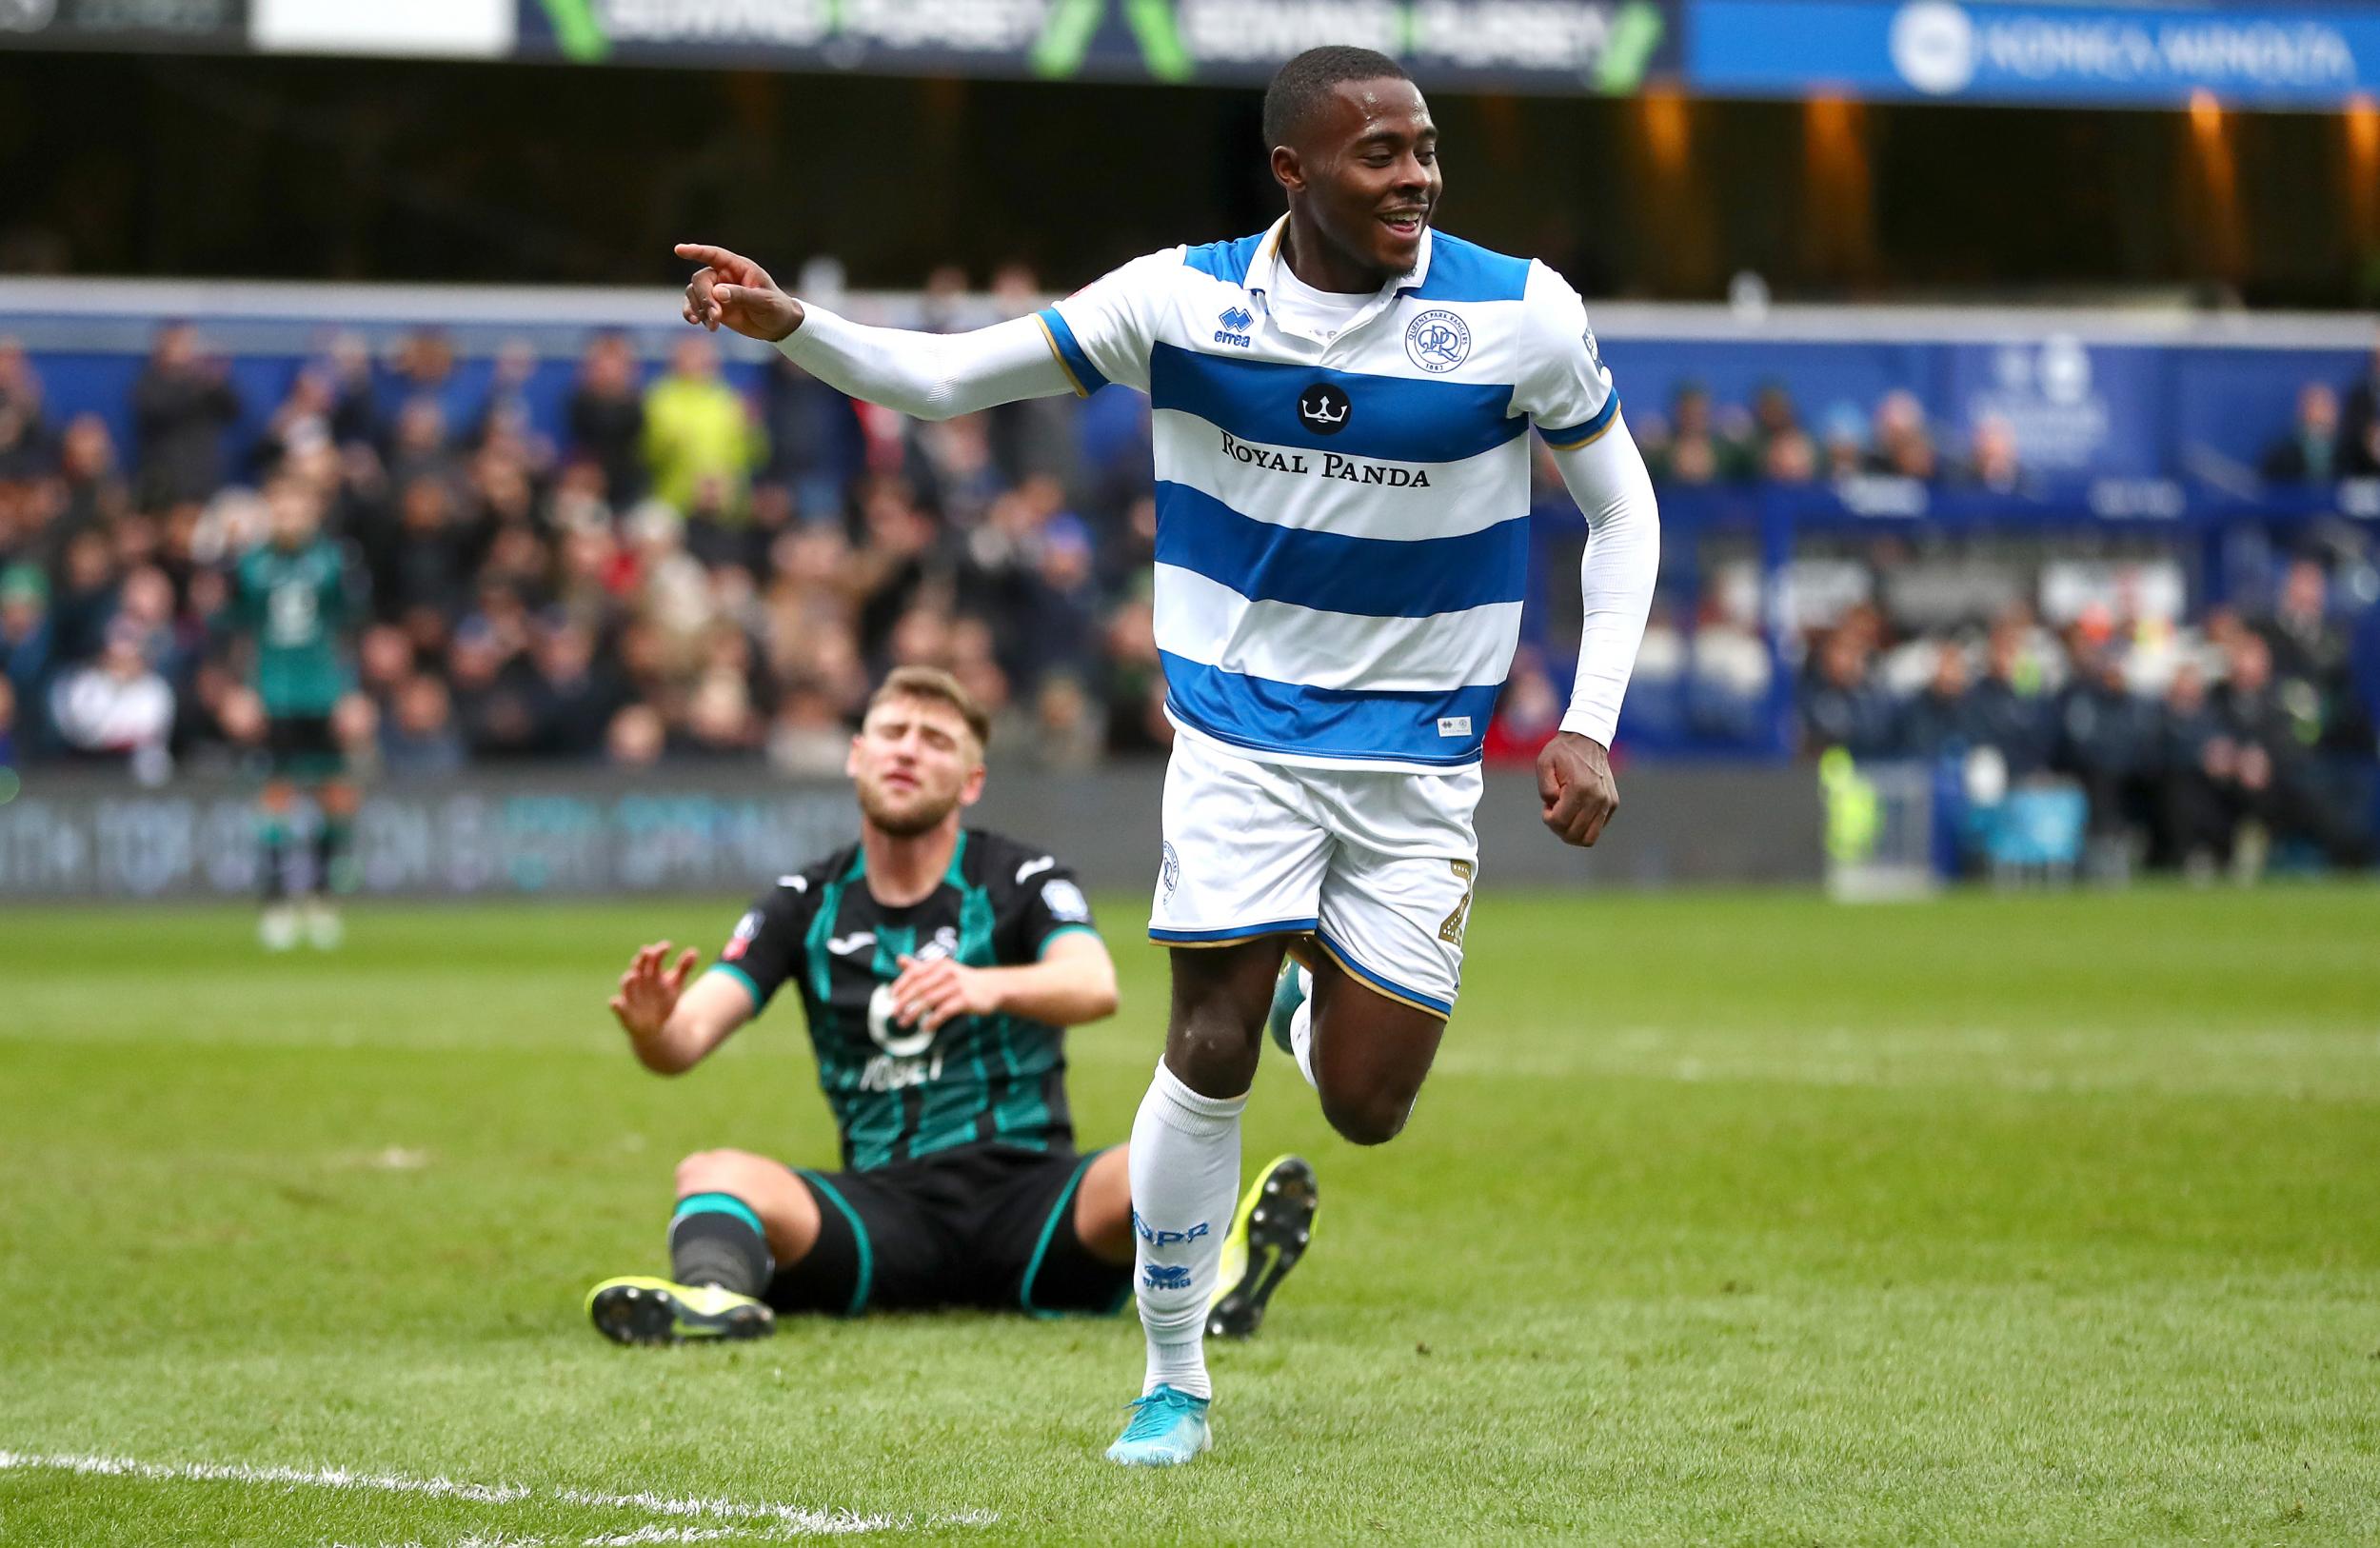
[234,537,357,717]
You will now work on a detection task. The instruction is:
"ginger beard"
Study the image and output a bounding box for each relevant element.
[847,697,983,839]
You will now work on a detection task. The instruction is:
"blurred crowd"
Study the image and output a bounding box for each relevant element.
[0,309,2375,812]
[1631,381,2037,489]
[1634,341,2380,491]
[1794,560,2374,874]
[0,292,1175,781]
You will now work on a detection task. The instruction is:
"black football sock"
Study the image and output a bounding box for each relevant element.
[668,1194,773,1297]
[315,811,355,896]
[258,814,290,903]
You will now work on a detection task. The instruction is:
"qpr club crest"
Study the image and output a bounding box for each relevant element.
[1404,308,1471,373]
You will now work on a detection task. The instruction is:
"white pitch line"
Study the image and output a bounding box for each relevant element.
[0,1451,529,1505]
[335,1533,778,1547]
[0,1451,990,1538]
[550,1484,889,1533]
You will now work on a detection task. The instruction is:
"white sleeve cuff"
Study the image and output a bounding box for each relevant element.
[1558,704,1618,750]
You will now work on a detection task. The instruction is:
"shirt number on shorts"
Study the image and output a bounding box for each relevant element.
[1438,860,1477,946]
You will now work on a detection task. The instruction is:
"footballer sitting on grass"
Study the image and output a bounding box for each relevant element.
[588,667,1315,1341]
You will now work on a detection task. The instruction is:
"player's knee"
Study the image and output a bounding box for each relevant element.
[1169,1015,1260,1093]
[1320,1085,1414,1147]
[674,1149,753,1195]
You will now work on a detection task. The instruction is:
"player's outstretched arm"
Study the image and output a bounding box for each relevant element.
[886,931,1120,1035]
[676,241,1075,422]
[1539,417,1660,848]
[608,941,753,1075]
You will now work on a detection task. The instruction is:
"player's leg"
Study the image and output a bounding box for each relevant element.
[1266,939,1322,1085]
[1071,1144,1134,1265]
[1112,735,1328,1465]
[670,1147,823,1282]
[255,775,300,951]
[586,1148,817,1345]
[1108,940,1278,1465]
[1300,764,1481,1145]
[1041,1142,1316,1335]
[1305,957,1448,1144]
[304,774,359,949]
[1134,938,1280,1368]
[957,1147,1134,1320]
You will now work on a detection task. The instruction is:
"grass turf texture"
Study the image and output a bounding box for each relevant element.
[3,885,2376,1545]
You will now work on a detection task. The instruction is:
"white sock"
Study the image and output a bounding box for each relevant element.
[1128,1059,1245,1400]
[1288,966,1318,1090]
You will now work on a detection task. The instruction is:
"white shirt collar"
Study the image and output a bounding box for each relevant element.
[1244,213,1433,304]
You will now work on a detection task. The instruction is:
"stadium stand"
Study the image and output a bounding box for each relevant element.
[0,287,2373,877]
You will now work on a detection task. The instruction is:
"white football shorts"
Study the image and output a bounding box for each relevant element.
[1147,731,1483,1019]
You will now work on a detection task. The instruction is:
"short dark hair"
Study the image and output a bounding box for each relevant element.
[1262,46,1411,150]
[867,665,991,751]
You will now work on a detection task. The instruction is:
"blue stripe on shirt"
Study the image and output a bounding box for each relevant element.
[1160,651,1499,765]
[1154,482,1527,618]
[1400,234,1531,303]
[1036,307,1110,394]
[1150,343,1526,465]
[1537,392,1620,449]
[1182,233,1265,285]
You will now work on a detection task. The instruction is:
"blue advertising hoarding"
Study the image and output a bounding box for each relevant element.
[1689,0,2380,108]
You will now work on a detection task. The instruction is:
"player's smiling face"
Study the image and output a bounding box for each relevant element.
[1279,77,1440,286]
[846,694,985,839]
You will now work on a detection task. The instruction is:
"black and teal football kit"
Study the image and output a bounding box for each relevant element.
[232,537,358,780]
[707,828,1129,1317]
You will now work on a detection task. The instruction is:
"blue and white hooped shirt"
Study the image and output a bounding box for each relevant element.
[1038,216,1619,774]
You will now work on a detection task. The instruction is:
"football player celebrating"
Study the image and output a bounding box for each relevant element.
[668,44,1657,1464]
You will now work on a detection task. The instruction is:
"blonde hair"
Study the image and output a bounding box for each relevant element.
[866,665,991,750]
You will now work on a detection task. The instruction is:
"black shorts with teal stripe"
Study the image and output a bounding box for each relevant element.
[769,1143,1129,1319]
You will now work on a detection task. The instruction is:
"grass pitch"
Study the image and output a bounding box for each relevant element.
[3,884,2376,1545]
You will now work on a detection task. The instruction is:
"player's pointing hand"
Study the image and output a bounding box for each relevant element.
[1537,731,1620,848]
[611,941,700,1042]
[675,243,804,343]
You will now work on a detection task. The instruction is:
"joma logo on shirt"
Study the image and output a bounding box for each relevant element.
[1217,429,1433,488]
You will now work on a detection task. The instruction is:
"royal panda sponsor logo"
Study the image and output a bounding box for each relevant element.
[1297,382,1353,436]
[1217,429,1433,488]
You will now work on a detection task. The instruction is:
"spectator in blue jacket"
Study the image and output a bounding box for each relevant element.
[1967,622,2056,777]
[1802,626,1898,758]
[2056,645,2165,847]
